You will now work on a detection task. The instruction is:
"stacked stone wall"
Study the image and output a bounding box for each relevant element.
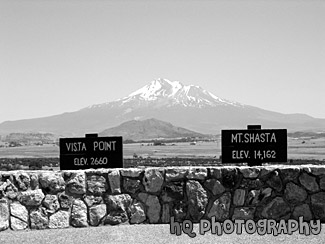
[1,165,325,231]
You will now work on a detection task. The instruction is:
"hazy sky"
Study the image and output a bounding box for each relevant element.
[1,0,324,123]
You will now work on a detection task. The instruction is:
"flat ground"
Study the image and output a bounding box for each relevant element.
[0,224,324,244]
[0,137,324,161]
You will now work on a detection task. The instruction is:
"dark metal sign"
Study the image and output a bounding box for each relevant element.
[59,135,123,170]
[222,128,287,165]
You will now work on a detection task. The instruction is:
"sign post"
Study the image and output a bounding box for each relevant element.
[59,134,123,170]
[221,126,287,166]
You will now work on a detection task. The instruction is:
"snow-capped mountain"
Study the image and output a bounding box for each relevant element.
[90,78,242,109]
[120,78,241,108]
[0,78,325,136]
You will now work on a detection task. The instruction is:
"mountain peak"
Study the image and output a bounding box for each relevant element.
[120,78,242,108]
[128,78,183,100]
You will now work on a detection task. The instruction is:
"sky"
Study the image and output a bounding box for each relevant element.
[1,0,324,123]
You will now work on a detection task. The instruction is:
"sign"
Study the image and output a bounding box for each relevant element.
[59,135,123,170]
[222,128,287,165]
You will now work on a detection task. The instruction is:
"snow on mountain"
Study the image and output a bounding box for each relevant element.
[89,78,243,109]
[119,78,242,108]
[127,78,183,99]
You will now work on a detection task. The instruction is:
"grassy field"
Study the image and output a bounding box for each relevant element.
[0,137,324,161]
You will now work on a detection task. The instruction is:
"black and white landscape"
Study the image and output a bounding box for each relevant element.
[0,78,324,138]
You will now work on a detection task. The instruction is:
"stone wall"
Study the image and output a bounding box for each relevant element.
[1,165,325,231]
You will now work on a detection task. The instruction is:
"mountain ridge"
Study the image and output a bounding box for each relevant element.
[99,118,208,141]
[0,78,324,136]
